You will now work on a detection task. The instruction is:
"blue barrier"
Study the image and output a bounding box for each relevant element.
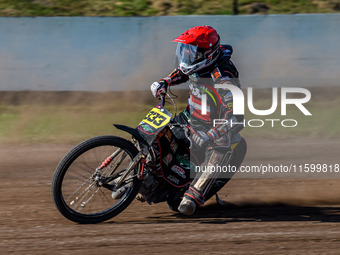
[0,14,339,91]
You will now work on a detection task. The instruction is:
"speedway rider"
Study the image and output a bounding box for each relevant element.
[151,26,244,215]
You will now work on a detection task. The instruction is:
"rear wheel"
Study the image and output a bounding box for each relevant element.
[51,136,142,223]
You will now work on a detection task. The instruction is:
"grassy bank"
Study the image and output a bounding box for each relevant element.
[0,88,339,144]
[0,91,187,144]
[0,0,339,16]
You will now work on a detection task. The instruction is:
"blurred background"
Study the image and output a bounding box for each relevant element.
[1,4,340,254]
[1,0,340,16]
[0,0,340,143]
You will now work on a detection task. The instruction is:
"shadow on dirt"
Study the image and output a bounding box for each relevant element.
[189,202,340,224]
[111,201,340,224]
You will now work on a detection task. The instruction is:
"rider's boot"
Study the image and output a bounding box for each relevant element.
[178,197,197,216]
[111,185,128,200]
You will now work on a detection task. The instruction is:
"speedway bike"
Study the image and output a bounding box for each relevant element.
[51,94,246,223]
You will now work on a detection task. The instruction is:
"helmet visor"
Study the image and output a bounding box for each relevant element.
[175,43,199,66]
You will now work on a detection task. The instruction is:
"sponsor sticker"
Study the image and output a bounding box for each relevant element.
[165,130,172,142]
[171,165,186,178]
[140,123,153,133]
[167,174,180,185]
[212,67,222,80]
[159,128,167,136]
[170,140,178,153]
[176,154,190,170]
[163,153,173,166]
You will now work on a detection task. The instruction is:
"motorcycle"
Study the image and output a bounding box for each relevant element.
[51,94,247,223]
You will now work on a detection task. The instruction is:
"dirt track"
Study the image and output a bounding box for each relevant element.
[1,137,340,254]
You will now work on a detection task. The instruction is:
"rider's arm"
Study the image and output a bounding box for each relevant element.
[159,68,189,87]
[151,68,189,98]
[206,71,244,143]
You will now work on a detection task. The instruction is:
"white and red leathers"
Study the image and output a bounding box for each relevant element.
[153,44,244,212]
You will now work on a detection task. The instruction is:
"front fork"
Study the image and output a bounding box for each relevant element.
[111,152,144,191]
[95,149,145,191]
[94,138,147,191]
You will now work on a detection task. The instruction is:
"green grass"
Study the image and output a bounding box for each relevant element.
[0,103,151,143]
[0,0,339,16]
[0,92,188,144]
[0,105,20,138]
[0,91,338,144]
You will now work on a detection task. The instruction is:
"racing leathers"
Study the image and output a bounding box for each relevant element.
[153,45,244,210]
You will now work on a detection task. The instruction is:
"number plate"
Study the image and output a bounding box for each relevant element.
[140,107,171,129]
[136,104,172,145]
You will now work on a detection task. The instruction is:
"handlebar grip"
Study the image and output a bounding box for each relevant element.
[161,96,165,107]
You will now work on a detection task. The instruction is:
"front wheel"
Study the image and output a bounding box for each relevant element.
[51,135,142,223]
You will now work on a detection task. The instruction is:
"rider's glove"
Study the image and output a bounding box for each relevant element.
[151,80,168,98]
[191,130,212,148]
[191,128,219,148]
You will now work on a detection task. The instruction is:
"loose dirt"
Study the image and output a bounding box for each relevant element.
[1,137,340,254]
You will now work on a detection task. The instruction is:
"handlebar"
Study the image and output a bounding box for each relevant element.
[160,93,177,117]
[161,95,166,107]
[161,93,192,148]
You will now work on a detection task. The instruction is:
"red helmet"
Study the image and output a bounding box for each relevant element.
[172,26,220,75]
